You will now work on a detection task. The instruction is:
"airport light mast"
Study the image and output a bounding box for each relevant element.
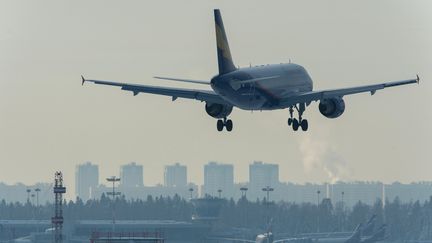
[317,190,321,233]
[189,188,194,199]
[35,188,41,207]
[262,186,274,202]
[240,187,248,198]
[262,186,274,233]
[240,187,248,228]
[106,176,121,232]
[26,189,31,203]
[341,191,345,231]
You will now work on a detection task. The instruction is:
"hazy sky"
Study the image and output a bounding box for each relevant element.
[0,0,431,199]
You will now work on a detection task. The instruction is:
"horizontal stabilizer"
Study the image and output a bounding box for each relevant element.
[153,76,210,85]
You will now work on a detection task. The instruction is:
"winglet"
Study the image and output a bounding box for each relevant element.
[416,74,420,84]
[81,75,86,86]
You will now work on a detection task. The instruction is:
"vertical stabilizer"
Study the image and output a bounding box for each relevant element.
[214,9,236,74]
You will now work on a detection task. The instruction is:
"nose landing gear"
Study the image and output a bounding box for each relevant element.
[288,104,308,131]
[217,117,233,132]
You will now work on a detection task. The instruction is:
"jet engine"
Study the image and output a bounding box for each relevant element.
[205,103,233,119]
[318,97,345,118]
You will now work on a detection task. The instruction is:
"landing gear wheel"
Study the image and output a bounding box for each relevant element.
[301,119,308,131]
[225,120,233,132]
[217,120,224,131]
[288,118,293,126]
[292,118,299,131]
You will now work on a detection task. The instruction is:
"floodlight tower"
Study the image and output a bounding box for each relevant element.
[217,189,222,198]
[106,176,121,231]
[240,187,248,198]
[35,188,41,207]
[262,186,274,203]
[240,186,248,228]
[189,188,194,199]
[52,171,66,243]
[262,186,274,230]
[317,189,321,233]
[26,189,31,203]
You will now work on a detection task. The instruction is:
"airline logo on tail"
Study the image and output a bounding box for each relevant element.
[214,9,236,74]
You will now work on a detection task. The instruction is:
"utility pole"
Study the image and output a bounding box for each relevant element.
[106,176,121,232]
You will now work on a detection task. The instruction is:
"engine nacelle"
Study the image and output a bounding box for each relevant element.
[319,97,345,119]
[205,103,233,119]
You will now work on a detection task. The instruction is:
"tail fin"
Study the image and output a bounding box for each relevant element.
[214,9,236,74]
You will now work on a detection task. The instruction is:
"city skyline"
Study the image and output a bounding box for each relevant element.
[2,160,432,205]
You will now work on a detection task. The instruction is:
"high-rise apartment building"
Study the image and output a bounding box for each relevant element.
[164,163,187,187]
[120,162,143,187]
[203,162,234,198]
[75,162,99,201]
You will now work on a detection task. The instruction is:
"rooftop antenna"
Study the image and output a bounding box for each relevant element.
[106,176,121,232]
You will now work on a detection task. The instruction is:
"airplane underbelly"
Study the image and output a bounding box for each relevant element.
[228,87,267,110]
[212,84,268,110]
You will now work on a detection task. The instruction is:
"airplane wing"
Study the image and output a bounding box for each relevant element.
[278,76,419,108]
[81,76,230,105]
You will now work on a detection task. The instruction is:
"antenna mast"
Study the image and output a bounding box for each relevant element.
[52,171,66,243]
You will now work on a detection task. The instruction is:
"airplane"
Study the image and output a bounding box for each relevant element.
[314,224,387,243]
[82,9,419,132]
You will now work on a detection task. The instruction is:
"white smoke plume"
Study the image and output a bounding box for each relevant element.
[299,135,352,183]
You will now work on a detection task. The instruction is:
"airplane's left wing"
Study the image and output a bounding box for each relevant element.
[278,76,419,108]
[82,76,230,105]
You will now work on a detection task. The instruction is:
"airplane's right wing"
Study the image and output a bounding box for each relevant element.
[278,76,419,108]
[82,76,230,105]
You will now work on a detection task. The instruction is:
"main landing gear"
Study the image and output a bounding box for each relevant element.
[288,104,308,131]
[217,118,233,132]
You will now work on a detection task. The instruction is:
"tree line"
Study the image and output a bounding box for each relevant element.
[0,194,431,241]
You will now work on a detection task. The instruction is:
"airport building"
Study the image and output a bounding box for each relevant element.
[120,162,144,188]
[0,220,210,243]
[164,163,187,188]
[75,162,99,201]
